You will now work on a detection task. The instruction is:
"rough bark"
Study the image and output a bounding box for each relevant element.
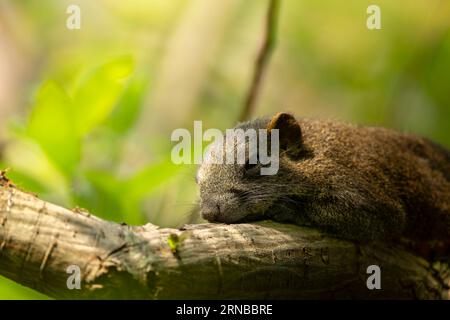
[0,185,449,299]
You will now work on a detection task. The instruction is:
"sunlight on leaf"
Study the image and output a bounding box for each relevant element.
[106,75,149,134]
[2,138,71,204]
[27,81,80,178]
[72,55,135,136]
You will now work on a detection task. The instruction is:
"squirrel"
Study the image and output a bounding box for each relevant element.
[196,112,450,258]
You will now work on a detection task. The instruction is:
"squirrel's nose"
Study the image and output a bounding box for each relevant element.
[201,202,222,221]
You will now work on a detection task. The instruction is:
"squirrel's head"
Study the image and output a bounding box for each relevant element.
[197,112,309,224]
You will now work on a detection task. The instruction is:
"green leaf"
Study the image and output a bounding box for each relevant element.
[106,75,149,134]
[167,233,180,253]
[125,160,182,200]
[79,171,124,222]
[167,232,191,254]
[116,160,182,225]
[84,170,122,197]
[0,138,72,203]
[0,276,49,300]
[27,81,80,178]
[72,55,134,136]
[2,169,47,194]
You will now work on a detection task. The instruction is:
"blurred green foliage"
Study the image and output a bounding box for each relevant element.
[0,56,183,299]
[0,0,449,299]
[4,56,182,224]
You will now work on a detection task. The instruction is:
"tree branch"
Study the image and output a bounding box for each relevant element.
[239,0,280,122]
[0,185,449,299]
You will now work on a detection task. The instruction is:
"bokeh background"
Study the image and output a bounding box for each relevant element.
[0,0,449,299]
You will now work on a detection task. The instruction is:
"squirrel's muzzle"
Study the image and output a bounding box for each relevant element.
[200,199,222,222]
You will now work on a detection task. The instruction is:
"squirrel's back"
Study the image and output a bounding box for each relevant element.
[296,119,450,242]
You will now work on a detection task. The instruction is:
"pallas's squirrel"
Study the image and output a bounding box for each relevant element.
[197,113,450,256]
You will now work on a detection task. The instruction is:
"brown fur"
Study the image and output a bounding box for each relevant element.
[197,113,450,257]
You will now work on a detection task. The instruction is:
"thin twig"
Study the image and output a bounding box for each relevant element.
[239,0,280,122]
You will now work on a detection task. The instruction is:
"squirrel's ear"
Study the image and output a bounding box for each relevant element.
[267,112,302,154]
